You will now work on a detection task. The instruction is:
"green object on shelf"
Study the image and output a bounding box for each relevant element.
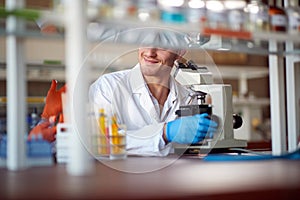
[0,7,40,21]
[43,60,62,65]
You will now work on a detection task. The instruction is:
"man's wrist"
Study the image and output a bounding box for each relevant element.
[163,123,169,144]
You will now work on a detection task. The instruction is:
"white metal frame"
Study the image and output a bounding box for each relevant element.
[267,0,300,155]
[6,0,27,170]
[285,42,300,152]
[268,40,287,155]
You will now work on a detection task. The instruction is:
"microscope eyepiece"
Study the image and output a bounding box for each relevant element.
[233,114,243,129]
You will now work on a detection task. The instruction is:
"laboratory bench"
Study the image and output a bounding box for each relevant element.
[0,155,299,200]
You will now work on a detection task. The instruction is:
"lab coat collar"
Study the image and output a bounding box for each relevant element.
[129,63,188,106]
[129,64,179,97]
[168,76,179,105]
[130,64,147,94]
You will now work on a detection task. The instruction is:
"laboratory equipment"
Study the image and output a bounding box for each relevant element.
[171,60,247,153]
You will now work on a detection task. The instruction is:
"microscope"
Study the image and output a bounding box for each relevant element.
[171,60,247,154]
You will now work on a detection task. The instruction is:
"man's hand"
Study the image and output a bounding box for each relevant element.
[165,113,218,144]
[41,80,66,119]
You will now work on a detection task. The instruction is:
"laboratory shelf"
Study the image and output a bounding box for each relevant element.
[0,22,63,40]
[0,96,45,105]
[232,97,270,106]
[0,28,64,39]
[217,65,269,80]
[0,62,65,82]
[203,27,300,43]
[97,18,300,42]
[88,19,300,56]
[1,19,300,57]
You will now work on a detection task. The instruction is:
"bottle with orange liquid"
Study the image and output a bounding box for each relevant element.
[268,0,288,32]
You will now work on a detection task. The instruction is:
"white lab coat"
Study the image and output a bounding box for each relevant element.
[89,64,190,156]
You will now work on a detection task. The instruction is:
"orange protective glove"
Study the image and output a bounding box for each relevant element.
[28,120,56,142]
[41,80,66,119]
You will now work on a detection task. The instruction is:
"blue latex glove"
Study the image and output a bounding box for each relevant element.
[166,113,218,144]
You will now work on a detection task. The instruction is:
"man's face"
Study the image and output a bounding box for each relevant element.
[138,47,179,78]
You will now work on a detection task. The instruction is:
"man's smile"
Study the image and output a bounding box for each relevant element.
[143,56,160,64]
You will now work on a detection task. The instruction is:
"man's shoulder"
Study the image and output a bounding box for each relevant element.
[97,69,131,82]
[90,68,132,92]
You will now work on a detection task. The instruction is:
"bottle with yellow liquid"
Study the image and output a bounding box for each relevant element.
[109,114,127,160]
[98,108,109,157]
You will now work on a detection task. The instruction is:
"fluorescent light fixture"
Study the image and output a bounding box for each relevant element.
[224,0,246,9]
[188,0,205,9]
[157,0,185,7]
[206,0,224,12]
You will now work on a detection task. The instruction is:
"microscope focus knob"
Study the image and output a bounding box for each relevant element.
[233,114,243,129]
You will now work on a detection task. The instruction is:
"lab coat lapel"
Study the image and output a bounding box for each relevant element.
[129,64,158,121]
[160,77,187,120]
[128,64,190,121]
[168,77,192,119]
[140,88,158,119]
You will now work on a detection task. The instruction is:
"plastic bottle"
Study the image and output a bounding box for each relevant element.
[157,0,186,23]
[137,0,159,22]
[225,0,247,31]
[206,0,227,29]
[29,107,39,130]
[244,0,270,32]
[112,0,137,20]
[185,0,207,25]
[285,0,300,34]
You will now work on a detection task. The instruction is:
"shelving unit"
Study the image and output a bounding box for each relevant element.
[1,0,299,171]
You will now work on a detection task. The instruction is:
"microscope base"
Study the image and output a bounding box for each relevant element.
[174,138,247,155]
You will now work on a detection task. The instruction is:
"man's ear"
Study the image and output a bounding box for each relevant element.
[177,49,187,57]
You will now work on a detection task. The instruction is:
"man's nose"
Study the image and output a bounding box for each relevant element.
[144,48,157,56]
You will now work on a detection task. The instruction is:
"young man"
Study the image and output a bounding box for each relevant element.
[89,45,217,156]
